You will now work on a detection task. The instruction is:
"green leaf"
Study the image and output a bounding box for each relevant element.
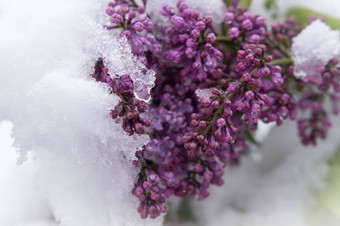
[264,0,279,19]
[287,7,340,30]
[239,0,252,8]
[177,199,196,222]
[244,130,259,146]
[264,0,277,10]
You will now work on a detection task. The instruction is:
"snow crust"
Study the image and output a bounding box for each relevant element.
[0,0,160,225]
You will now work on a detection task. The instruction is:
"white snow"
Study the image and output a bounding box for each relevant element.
[195,88,214,101]
[0,0,160,225]
[291,19,340,79]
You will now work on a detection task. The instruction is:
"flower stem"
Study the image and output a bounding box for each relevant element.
[215,36,232,42]
[267,58,294,66]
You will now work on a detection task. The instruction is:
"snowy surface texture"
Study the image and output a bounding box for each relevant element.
[0,0,160,225]
[146,0,226,24]
[291,19,340,79]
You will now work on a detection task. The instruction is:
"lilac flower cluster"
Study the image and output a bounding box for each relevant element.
[105,0,161,64]
[133,170,169,219]
[224,6,266,43]
[95,0,340,220]
[160,0,223,82]
[297,92,331,145]
[91,58,151,135]
[295,59,340,144]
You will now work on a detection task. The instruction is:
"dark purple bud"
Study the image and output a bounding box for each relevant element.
[135,123,144,134]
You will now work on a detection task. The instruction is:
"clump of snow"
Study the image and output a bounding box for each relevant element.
[255,121,276,142]
[0,0,161,225]
[291,19,340,79]
[146,0,226,24]
[195,88,214,101]
[0,121,55,226]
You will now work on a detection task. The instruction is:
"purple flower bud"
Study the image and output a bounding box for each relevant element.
[255,16,265,26]
[159,204,168,213]
[242,19,253,30]
[170,15,186,28]
[204,171,213,180]
[120,74,133,90]
[237,50,246,60]
[191,29,200,38]
[110,109,118,119]
[229,27,240,38]
[249,34,260,44]
[211,100,220,108]
[195,21,206,31]
[150,192,159,201]
[138,6,145,14]
[264,55,272,62]
[121,30,131,38]
[132,22,144,32]
[143,181,152,191]
[135,123,144,134]
[111,13,123,24]
[179,34,189,43]
[135,186,144,196]
[205,16,213,24]
[148,174,159,184]
[205,33,216,43]
[161,5,173,16]
[224,12,234,24]
[242,72,251,82]
[194,163,204,172]
[128,10,136,20]
[106,7,115,16]
[261,67,270,76]
[216,118,226,127]
[245,91,254,100]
